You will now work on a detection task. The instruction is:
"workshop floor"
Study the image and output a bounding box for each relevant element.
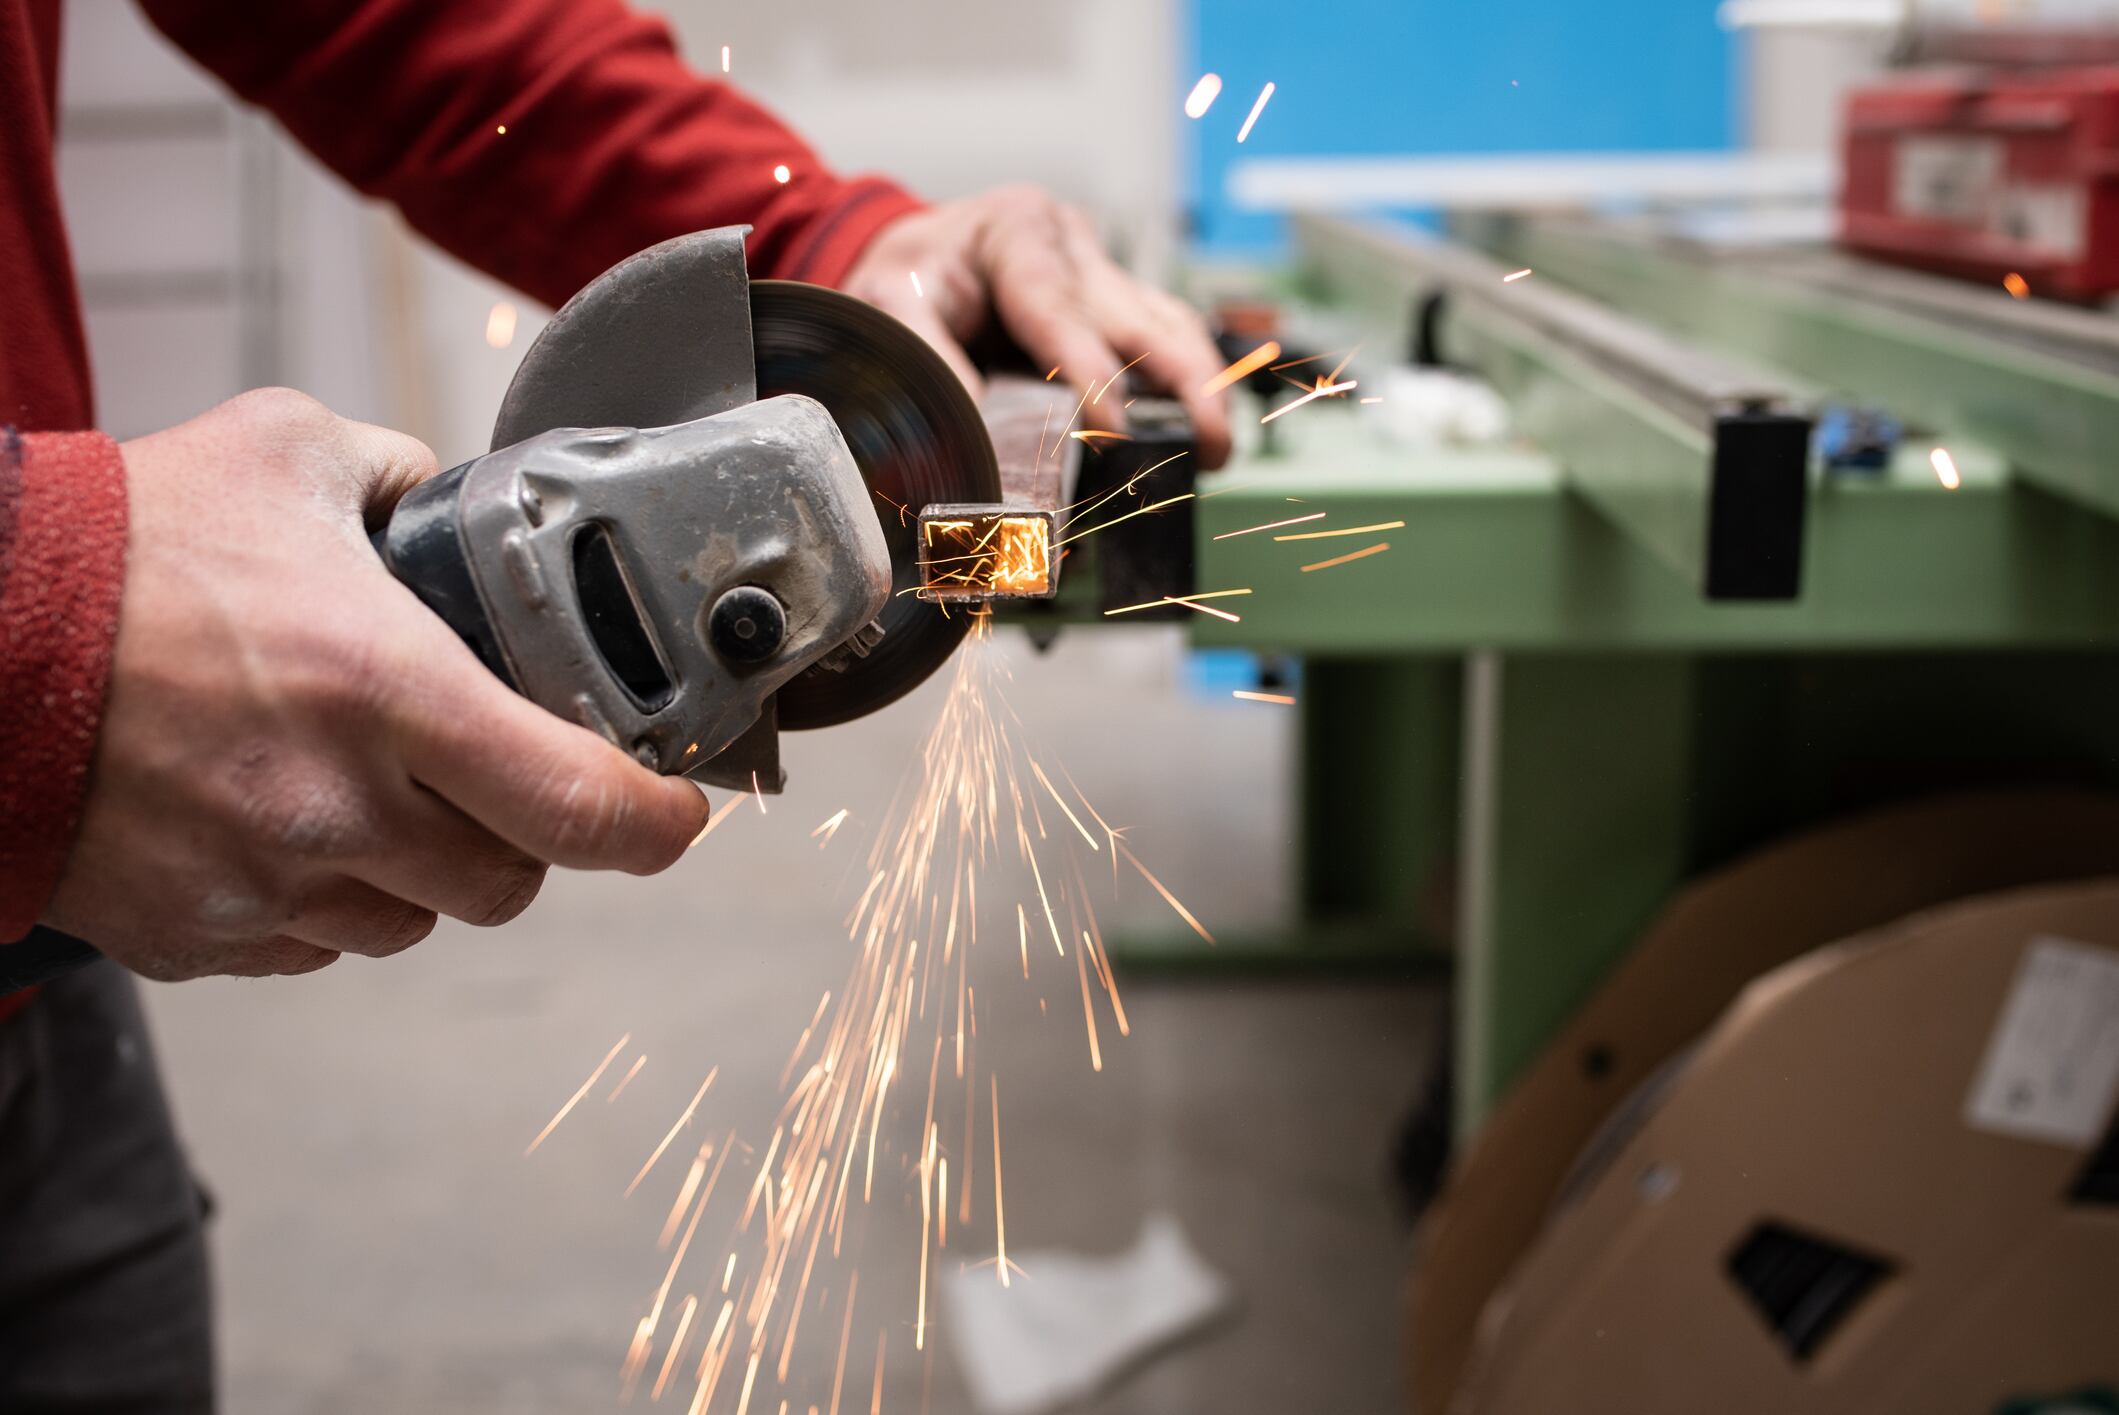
[143,628,1443,1415]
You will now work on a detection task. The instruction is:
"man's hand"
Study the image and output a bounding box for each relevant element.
[41,390,710,981]
[841,186,1234,469]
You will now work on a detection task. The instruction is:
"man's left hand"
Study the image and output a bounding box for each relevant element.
[841,185,1233,469]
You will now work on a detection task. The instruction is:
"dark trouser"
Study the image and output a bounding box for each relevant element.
[0,962,214,1412]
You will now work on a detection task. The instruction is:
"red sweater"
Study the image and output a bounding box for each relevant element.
[0,0,921,958]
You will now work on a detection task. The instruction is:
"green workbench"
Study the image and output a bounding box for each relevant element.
[1181,411,2119,1133]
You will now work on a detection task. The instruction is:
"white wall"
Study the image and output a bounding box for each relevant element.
[1747,27,1893,153]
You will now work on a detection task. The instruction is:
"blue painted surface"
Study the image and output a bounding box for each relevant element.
[1185,648,1302,702]
[1182,1,1747,253]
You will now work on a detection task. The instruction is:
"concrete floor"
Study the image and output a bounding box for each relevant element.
[143,627,1443,1415]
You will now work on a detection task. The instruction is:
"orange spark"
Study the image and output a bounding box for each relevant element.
[870,1332,887,1415]
[526,1032,630,1155]
[1167,598,1242,624]
[1273,519,1405,541]
[1212,511,1323,539]
[1029,758,1099,850]
[485,301,517,349]
[827,1271,858,1415]
[1503,268,1534,283]
[1075,938,1103,1071]
[772,164,791,184]
[1301,541,1392,572]
[1260,379,1357,424]
[627,1068,719,1197]
[1233,690,1297,705]
[2004,271,2030,298]
[1118,841,1213,945]
[909,270,925,299]
[916,1123,935,1350]
[721,44,731,72]
[1931,447,1962,490]
[1104,587,1253,615]
[735,1348,763,1415]
[750,771,769,814]
[812,808,850,847]
[1055,493,1194,548]
[659,1147,709,1249]
[991,1076,1011,1286]
[690,791,748,847]
[653,1295,701,1401]
[608,1053,648,1102]
[1092,352,1150,404]
[1201,339,1281,397]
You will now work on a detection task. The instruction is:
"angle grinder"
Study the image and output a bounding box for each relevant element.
[377,225,1013,792]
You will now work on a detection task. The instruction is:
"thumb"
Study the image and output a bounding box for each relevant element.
[339,417,444,529]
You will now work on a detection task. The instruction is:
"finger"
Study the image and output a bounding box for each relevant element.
[350,786,548,927]
[382,605,710,874]
[873,291,986,404]
[285,879,438,959]
[217,936,341,979]
[338,416,444,527]
[1136,303,1234,469]
[1060,230,1235,470]
[979,223,1127,433]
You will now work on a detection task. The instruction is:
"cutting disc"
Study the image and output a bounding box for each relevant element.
[751,280,1001,730]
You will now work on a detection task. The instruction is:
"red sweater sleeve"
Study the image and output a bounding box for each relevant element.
[0,430,128,942]
[135,0,923,303]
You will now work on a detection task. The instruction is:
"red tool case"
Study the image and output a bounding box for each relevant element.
[1840,65,2119,300]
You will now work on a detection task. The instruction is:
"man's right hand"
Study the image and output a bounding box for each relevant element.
[40,389,711,981]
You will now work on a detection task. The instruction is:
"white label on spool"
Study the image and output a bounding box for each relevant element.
[1964,937,2119,1148]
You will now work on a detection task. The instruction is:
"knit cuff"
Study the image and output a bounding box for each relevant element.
[0,429,129,941]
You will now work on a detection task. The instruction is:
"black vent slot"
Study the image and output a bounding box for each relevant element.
[2069,1110,2119,1204]
[1726,1219,1892,1362]
[570,524,674,710]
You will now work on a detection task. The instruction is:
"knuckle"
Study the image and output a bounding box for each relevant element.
[466,859,546,927]
[354,421,441,487]
[228,751,374,865]
[227,385,332,433]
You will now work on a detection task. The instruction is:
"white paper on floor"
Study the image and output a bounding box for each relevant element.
[940,1214,1234,1415]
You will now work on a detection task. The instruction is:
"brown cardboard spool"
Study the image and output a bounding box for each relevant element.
[1454,881,2119,1415]
[1409,789,2119,1414]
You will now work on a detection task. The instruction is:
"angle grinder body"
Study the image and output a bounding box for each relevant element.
[372,396,892,786]
[378,226,1005,792]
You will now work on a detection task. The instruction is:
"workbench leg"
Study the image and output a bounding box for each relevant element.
[1300,657,1461,950]
[1454,653,1695,1136]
